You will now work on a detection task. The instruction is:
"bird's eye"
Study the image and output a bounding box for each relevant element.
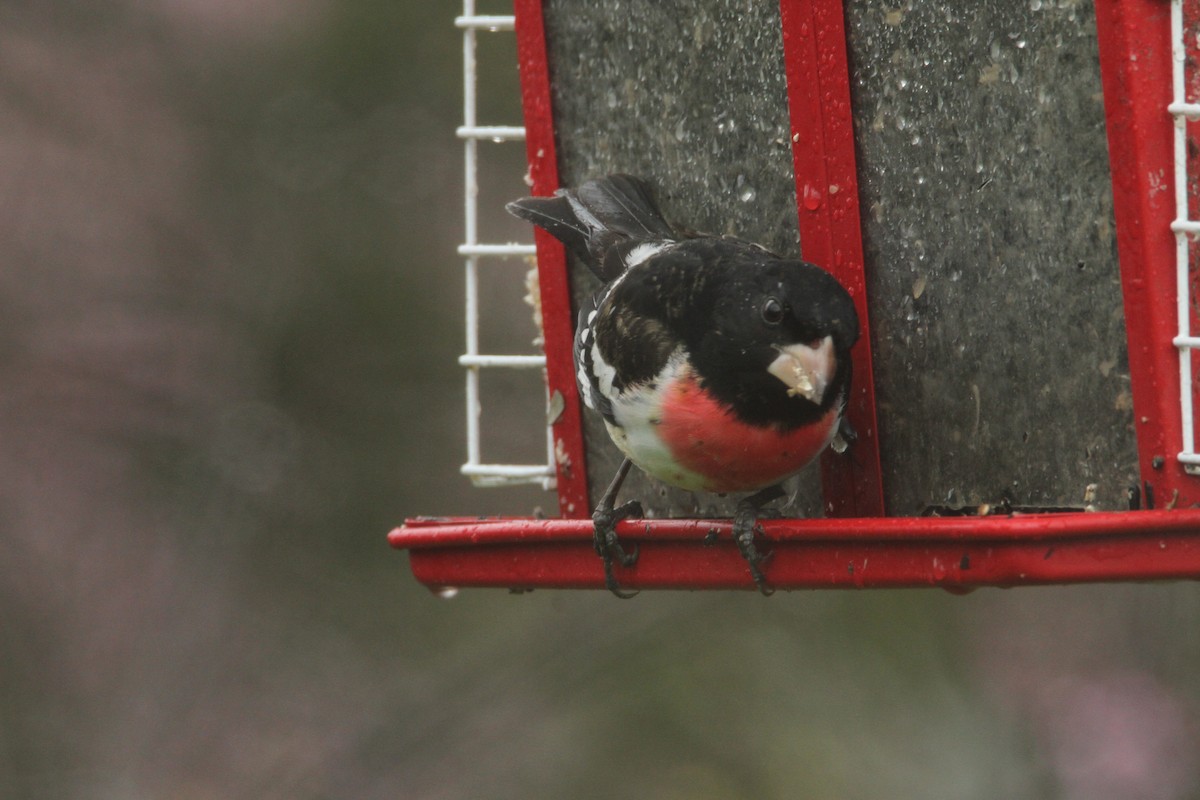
[761,297,785,325]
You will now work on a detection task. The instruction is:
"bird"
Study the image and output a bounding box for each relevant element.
[507,174,859,596]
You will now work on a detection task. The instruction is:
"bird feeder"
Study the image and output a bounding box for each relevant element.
[391,0,1200,592]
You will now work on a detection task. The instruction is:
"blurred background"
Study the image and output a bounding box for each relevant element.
[2,1,1200,797]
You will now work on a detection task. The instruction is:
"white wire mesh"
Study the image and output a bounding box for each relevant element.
[458,0,556,489]
[1171,0,1200,473]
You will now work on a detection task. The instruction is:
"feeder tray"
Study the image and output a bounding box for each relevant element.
[391,0,1200,592]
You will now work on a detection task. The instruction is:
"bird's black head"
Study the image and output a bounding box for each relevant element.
[684,253,859,429]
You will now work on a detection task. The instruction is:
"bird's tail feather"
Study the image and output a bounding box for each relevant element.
[506,174,673,282]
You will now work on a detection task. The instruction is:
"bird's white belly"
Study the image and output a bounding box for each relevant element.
[603,353,711,492]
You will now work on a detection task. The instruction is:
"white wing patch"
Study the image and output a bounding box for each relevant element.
[624,241,670,268]
[590,339,617,400]
[577,363,595,410]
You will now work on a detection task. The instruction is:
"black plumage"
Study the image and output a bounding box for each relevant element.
[508,174,860,596]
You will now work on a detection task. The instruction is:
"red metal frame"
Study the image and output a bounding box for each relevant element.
[390,0,1200,592]
[779,0,886,517]
[394,510,1200,591]
[1095,0,1200,509]
[514,0,590,518]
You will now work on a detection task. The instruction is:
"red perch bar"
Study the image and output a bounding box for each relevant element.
[391,510,1200,592]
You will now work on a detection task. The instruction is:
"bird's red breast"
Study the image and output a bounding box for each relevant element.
[657,368,841,494]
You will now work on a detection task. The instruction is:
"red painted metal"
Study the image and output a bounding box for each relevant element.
[1095,0,1200,508]
[391,510,1200,591]
[513,0,591,518]
[779,0,887,518]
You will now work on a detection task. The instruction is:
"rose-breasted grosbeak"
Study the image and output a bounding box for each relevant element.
[508,175,858,596]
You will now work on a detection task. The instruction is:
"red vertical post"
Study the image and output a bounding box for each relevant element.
[779,0,887,517]
[1095,0,1200,508]
[513,0,591,518]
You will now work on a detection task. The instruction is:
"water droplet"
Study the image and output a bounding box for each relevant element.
[802,185,822,211]
[738,183,757,203]
[434,586,460,599]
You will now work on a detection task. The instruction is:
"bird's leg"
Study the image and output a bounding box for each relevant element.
[592,458,643,598]
[732,484,786,596]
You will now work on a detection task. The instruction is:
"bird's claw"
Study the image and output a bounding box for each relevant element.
[733,491,781,596]
[593,499,642,598]
[732,519,774,596]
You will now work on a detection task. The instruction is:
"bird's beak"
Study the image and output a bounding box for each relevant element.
[767,336,836,404]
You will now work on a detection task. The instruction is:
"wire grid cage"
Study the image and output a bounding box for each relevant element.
[1171,0,1200,474]
[456,1,556,490]
[391,0,1200,593]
